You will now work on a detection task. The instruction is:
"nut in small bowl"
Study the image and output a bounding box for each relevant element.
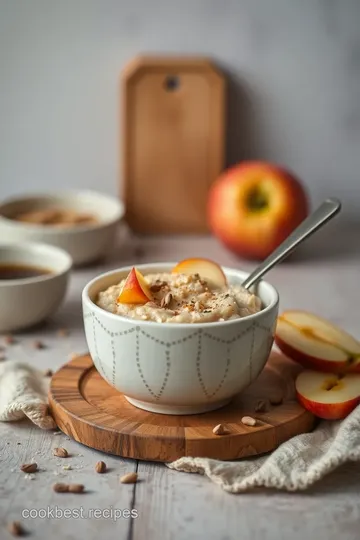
[0,191,124,266]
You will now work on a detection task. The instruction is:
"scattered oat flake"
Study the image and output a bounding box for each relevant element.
[62,465,72,470]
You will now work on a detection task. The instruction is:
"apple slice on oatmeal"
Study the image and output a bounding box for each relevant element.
[172,258,228,288]
[117,267,152,304]
[102,259,262,323]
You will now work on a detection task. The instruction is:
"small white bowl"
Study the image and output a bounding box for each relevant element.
[82,263,279,415]
[0,191,124,266]
[0,242,72,332]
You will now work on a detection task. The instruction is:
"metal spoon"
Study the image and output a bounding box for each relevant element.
[242,197,341,290]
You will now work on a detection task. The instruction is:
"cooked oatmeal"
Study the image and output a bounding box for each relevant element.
[97,272,262,324]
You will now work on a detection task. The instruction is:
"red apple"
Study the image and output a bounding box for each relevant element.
[117,267,152,304]
[296,370,360,419]
[275,311,360,373]
[207,161,309,260]
[172,258,227,287]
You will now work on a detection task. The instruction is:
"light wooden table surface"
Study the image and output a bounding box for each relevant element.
[1,225,360,540]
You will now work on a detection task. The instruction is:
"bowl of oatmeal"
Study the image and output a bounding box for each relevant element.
[82,262,279,415]
[0,191,124,266]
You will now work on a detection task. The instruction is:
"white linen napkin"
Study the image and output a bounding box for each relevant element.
[0,360,56,429]
[1,359,359,492]
[167,405,360,492]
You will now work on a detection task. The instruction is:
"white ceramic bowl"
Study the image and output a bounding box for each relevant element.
[82,263,279,415]
[0,242,72,332]
[0,191,124,266]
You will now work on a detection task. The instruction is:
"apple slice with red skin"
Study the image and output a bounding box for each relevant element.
[275,311,360,373]
[296,370,360,420]
[117,267,152,304]
[172,258,227,287]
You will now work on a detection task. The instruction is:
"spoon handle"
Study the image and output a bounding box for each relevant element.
[242,197,341,290]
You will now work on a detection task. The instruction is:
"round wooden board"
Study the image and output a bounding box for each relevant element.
[49,352,315,462]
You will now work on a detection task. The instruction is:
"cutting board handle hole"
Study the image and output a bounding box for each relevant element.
[164,75,180,91]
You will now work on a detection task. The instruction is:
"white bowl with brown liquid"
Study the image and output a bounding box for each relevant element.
[0,191,124,266]
[0,243,72,332]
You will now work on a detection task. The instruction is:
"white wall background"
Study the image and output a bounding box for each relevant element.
[0,0,359,215]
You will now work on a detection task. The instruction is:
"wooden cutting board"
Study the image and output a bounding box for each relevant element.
[121,56,225,233]
[48,352,315,462]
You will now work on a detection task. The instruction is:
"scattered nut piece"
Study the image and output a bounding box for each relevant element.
[149,284,162,293]
[53,447,68,458]
[68,483,84,493]
[212,423,228,435]
[53,482,69,493]
[33,340,45,349]
[43,369,53,377]
[4,334,15,345]
[241,416,257,427]
[254,400,268,413]
[95,461,107,473]
[7,521,24,536]
[160,292,173,308]
[120,472,138,484]
[270,395,283,406]
[57,328,69,337]
[20,463,38,473]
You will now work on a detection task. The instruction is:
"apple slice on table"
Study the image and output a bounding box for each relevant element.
[296,370,360,420]
[117,267,152,304]
[275,311,360,373]
[172,258,227,287]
